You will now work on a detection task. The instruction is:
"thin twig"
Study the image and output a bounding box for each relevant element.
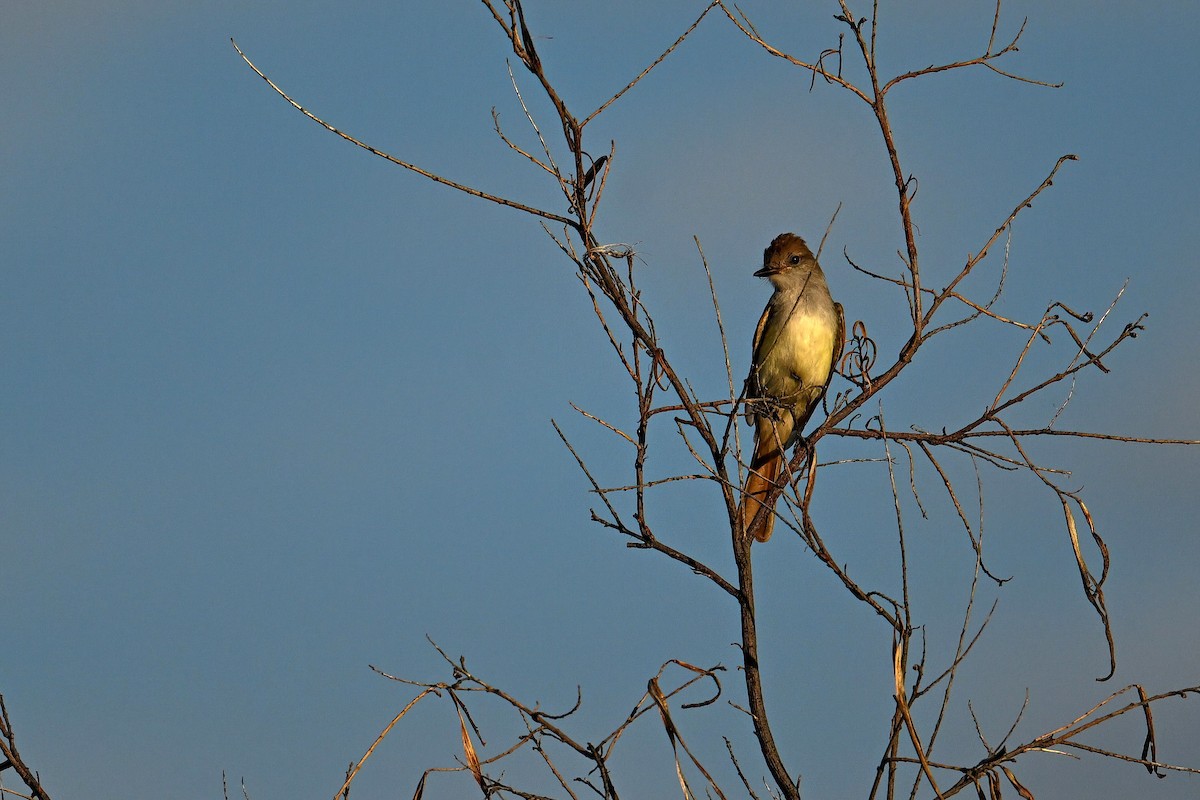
[231,39,577,227]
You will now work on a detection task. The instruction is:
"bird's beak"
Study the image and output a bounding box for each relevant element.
[754,265,777,277]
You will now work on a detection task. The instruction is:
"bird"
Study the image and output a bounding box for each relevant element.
[741,232,844,542]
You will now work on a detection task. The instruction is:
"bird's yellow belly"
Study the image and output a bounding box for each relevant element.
[757,314,835,405]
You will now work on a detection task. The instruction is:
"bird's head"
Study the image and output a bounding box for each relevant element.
[755,232,819,288]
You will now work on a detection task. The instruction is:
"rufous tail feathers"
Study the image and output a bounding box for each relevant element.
[741,418,792,542]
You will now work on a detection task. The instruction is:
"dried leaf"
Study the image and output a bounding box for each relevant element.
[455,703,484,794]
[1137,684,1164,776]
[411,771,428,800]
[893,637,906,699]
[1000,766,1035,800]
[649,676,696,800]
[1061,498,1116,680]
[986,770,1001,800]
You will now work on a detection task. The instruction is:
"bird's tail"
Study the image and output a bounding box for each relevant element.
[741,420,791,542]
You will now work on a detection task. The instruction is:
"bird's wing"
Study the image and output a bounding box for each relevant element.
[830,301,846,384]
[745,301,773,423]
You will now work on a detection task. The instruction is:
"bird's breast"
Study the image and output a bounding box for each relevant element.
[754,302,836,404]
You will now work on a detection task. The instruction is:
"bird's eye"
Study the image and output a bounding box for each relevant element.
[788,254,801,265]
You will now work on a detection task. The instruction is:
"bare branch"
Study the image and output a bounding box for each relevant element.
[231,39,578,228]
[880,16,1062,94]
[0,696,51,800]
[721,2,872,102]
[583,2,720,126]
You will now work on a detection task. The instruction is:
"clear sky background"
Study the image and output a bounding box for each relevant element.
[3,2,1198,798]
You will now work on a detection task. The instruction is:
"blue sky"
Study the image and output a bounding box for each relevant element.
[3,2,1198,798]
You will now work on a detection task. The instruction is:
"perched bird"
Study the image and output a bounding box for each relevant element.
[742,233,843,542]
